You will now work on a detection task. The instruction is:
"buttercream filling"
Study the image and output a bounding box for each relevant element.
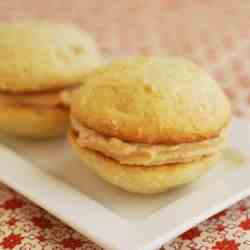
[72,117,226,166]
[0,86,77,108]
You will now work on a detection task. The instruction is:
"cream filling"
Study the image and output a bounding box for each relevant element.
[0,87,77,108]
[72,117,226,166]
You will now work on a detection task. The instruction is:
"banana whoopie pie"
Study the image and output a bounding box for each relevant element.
[69,57,231,194]
[0,21,101,138]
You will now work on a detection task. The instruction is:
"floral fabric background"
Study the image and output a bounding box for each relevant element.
[0,1,250,249]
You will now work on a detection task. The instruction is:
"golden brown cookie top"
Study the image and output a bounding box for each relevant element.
[0,21,101,92]
[72,57,231,144]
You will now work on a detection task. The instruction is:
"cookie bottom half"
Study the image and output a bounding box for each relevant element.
[0,102,69,138]
[69,131,218,194]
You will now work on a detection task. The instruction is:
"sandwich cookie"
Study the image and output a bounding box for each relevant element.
[69,57,231,194]
[0,21,101,138]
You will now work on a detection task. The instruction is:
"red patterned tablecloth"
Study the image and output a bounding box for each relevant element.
[0,1,250,249]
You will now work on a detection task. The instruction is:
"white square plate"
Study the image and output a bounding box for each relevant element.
[0,118,249,250]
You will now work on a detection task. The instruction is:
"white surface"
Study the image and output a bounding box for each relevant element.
[0,118,249,250]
